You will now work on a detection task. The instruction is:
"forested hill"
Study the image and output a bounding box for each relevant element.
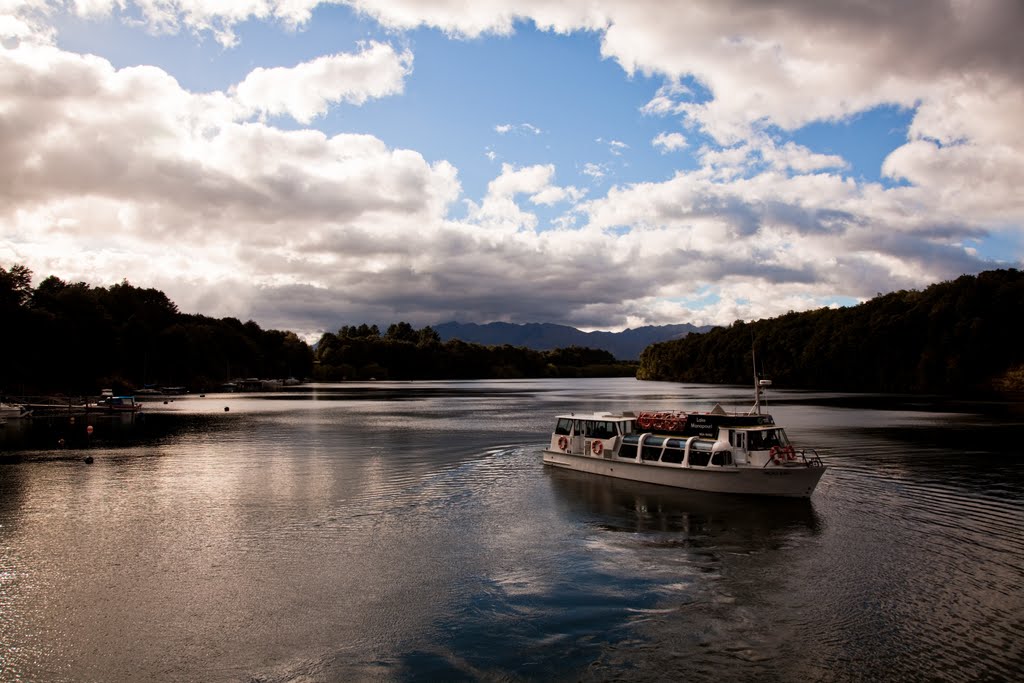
[0,264,313,394]
[637,269,1024,395]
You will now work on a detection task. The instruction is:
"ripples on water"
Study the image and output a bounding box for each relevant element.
[1,379,1022,681]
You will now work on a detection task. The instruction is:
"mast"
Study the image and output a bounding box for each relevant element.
[751,348,770,415]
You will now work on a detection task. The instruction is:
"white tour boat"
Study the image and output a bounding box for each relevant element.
[542,379,826,498]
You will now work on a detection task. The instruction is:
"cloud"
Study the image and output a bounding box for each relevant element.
[577,161,989,319]
[231,42,413,123]
[652,131,687,153]
[463,163,584,230]
[76,0,325,47]
[695,135,848,179]
[597,137,629,156]
[494,122,542,135]
[581,162,608,180]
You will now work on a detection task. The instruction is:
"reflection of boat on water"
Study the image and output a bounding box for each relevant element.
[542,376,826,498]
[547,466,820,536]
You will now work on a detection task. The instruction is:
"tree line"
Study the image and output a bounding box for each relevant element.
[313,322,637,380]
[0,264,635,394]
[637,269,1024,394]
[1,264,312,395]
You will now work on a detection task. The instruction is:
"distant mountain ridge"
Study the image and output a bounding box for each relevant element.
[433,321,711,360]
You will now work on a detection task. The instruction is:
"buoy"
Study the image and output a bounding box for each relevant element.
[83,455,94,464]
[224,406,229,412]
[86,425,94,435]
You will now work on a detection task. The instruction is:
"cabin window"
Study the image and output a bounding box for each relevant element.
[747,429,786,450]
[555,418,573,435]
[588,421,617,439]
[618,434,640,459]
[641,436,665,461]
[659,439,684,464]
[730,432,746,449]
[688,440,712,466]
[689,451,711,467]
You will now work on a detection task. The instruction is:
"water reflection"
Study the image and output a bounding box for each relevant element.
[546,467,821,538]
[0,411,211,455]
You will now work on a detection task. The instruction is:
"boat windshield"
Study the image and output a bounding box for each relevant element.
[746,428,788,450]
[553,418,619,439]
[555,418,573,435]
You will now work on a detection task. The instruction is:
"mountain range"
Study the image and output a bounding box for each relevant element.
[433,321,712,361]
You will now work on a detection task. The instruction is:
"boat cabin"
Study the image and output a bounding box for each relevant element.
[553,415,629,440]
[549,411,796,468]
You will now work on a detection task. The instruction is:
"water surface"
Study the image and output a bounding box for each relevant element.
[1,379,1022,681]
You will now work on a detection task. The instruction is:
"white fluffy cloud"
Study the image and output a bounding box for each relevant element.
[464,163,584,231]
[652,132,686,153]
[232,42,413,123]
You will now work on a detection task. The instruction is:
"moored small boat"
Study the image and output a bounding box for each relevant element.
[0,402,32,419]
[541,379,826,498]
[91,395,142,413]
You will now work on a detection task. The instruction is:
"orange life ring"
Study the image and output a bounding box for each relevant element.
[592,440,603,456]
[785,445,796,461]
[558,435,568,450]
[770,446,782,464]
[637,414,652,429]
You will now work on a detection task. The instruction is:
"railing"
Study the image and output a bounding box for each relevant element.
[800,448,824,466]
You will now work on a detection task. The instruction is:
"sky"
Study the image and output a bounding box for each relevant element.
[2,0,1023,340]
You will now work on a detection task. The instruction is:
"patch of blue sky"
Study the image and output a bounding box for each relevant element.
[788,104,915,185]
[674,287,721,309]
[819,295,862,309]
[52,5,386,92]
[52,9,216,89]
[366,22,679,201]
[965,229,1024,264]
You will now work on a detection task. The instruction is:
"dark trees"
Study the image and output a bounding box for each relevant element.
[637,269,1024,394]
[0,265,313,394]
[312,323,635,380]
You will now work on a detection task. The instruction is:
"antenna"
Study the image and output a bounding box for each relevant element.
[751,348,759,414]
[751,347,771,415]
[758,379,772,413]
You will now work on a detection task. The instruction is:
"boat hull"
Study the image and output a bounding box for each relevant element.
[542,449,825,498]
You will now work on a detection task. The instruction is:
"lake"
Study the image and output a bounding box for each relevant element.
[1,378,1022,681]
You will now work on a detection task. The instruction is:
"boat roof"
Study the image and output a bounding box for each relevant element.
[553,411,637,421]
[555,408,777,437]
